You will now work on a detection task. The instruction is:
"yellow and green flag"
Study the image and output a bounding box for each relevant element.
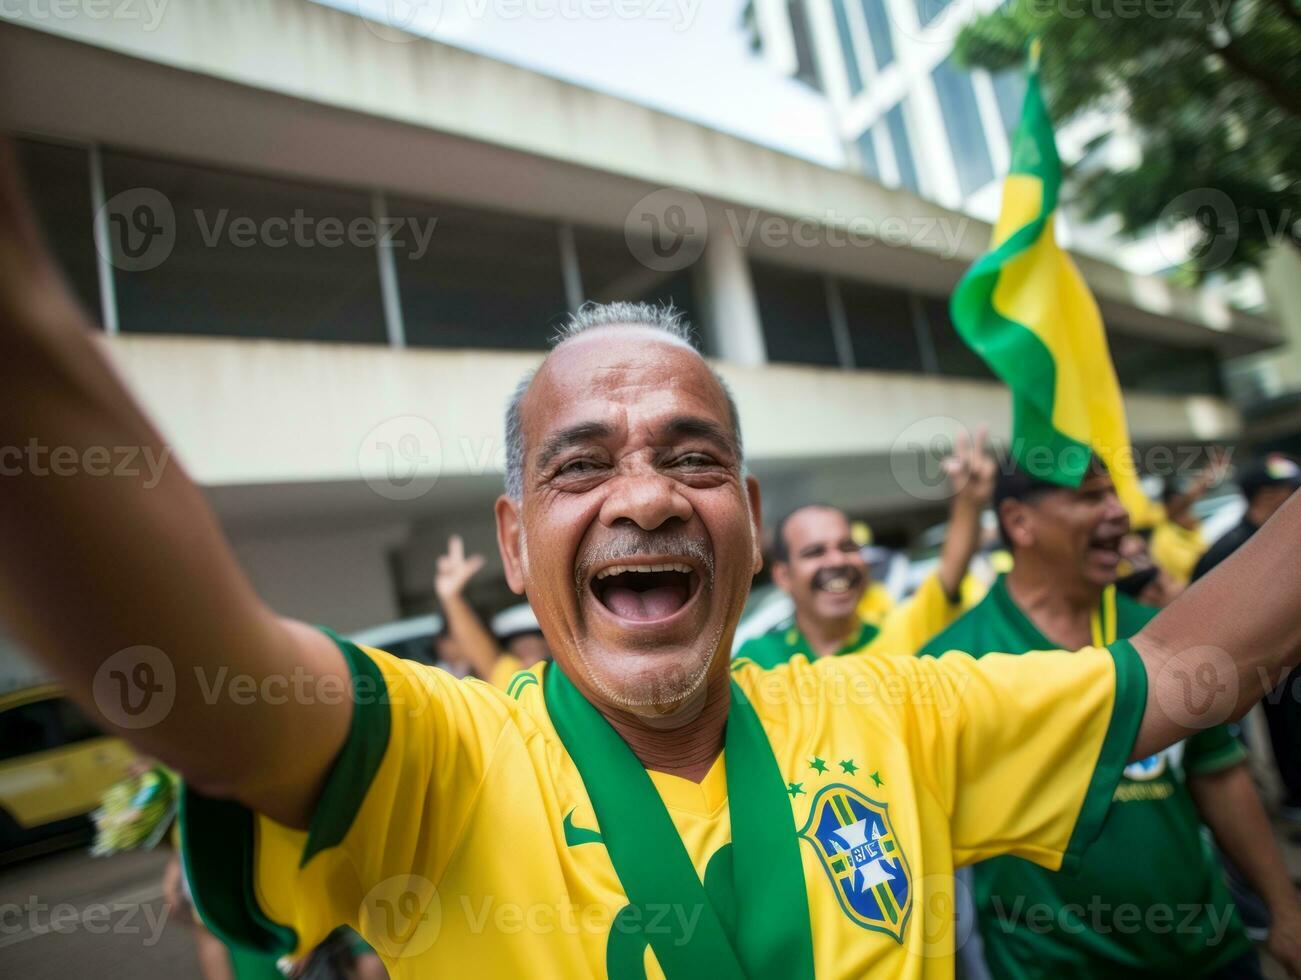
[950,53,1160,527]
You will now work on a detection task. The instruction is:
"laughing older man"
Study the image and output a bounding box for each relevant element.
[2,141,1301,979]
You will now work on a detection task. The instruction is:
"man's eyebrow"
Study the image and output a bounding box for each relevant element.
[535,421,615,471]
[662,416,739,456]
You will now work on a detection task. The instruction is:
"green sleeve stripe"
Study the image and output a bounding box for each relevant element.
[509,674,539,699]
[301,629,391,866]
[178,785,298,956]
[1186,739,1247,776]
[174,629,392,955]
[1060,639,1148,874]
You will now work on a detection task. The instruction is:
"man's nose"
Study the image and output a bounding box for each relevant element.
[598,469,694,531]
[1103,491,1130,529]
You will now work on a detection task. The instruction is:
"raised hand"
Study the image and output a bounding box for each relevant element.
[435,534,486,602]
[942,425,997,514]
[935,425,996,601]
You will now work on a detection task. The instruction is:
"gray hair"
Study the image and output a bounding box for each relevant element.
[504,302,744,498]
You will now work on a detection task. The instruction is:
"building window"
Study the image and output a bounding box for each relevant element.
[1107,331,1223,396]
[391,197,568,350]
[839,280,925,372]
[788,0,823,90]
[921,296,996,380]
[16,139,100,322]
[858,0,894,71]
[885,104,921,193]
[914,0,953,27]
[102,150,387,344]
[932,57,996,196]
[990,69,1027,138]
[831,0,864,96]
[751,261,840,367]
[856,128,880,178]
[571,225,706,351]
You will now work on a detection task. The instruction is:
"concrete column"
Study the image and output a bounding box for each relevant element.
[699,217,767,366]
[1258,247,1301,395]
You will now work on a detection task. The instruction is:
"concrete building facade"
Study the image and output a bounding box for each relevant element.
[0,0,1279,677]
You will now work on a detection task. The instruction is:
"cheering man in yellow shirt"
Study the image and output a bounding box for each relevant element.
[2,140,1301,979]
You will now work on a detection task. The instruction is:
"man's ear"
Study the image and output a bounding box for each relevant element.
[745,474,763,576]
[772,560,792,593]
[495,495,526,595]
[999,498,1033,550]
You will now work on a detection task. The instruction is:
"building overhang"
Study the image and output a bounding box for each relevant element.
[0,1,1281,358]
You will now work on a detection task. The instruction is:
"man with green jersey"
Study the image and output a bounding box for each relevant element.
[735,431,996,670]
[921,461,1301,978]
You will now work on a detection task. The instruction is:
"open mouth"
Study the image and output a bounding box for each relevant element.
[589,562,701,624]
[1088,534,1122,566]
[813,566,864,596]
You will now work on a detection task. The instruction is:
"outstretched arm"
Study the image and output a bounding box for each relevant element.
[434,535,506,681]
[0,139,349,828]
[1131,490,1301,759]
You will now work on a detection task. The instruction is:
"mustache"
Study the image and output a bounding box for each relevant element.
[574,527,714,592]
[811,565,864,591]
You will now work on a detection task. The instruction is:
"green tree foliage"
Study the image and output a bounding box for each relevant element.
[954,0,1300,279]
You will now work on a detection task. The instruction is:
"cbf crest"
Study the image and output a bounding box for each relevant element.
[798,784,912,941]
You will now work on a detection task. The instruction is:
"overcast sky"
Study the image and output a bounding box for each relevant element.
[316,0,846,166]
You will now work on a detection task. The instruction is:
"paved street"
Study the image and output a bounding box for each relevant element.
[0,847,195,979]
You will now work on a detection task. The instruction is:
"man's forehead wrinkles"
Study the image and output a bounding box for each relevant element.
[589,361,686,398]
[524,336,736,470]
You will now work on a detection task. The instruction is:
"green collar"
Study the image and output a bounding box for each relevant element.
[783,616,880,661]
[987,575,1117,647]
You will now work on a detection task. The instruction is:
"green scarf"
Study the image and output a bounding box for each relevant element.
[545,664,815,979]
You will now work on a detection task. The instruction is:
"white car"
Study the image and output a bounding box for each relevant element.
[350,615,443,666]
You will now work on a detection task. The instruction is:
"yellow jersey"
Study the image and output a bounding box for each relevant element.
[180,631,1145,979]
[488,652,524,691]
[1150,519,1206,585]
[856,581,896,625]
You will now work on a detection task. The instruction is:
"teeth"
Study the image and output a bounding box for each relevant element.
[594,562,693,580]
[823,578,850,593]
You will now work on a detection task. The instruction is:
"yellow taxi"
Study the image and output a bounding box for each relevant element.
[0,684,135,855]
